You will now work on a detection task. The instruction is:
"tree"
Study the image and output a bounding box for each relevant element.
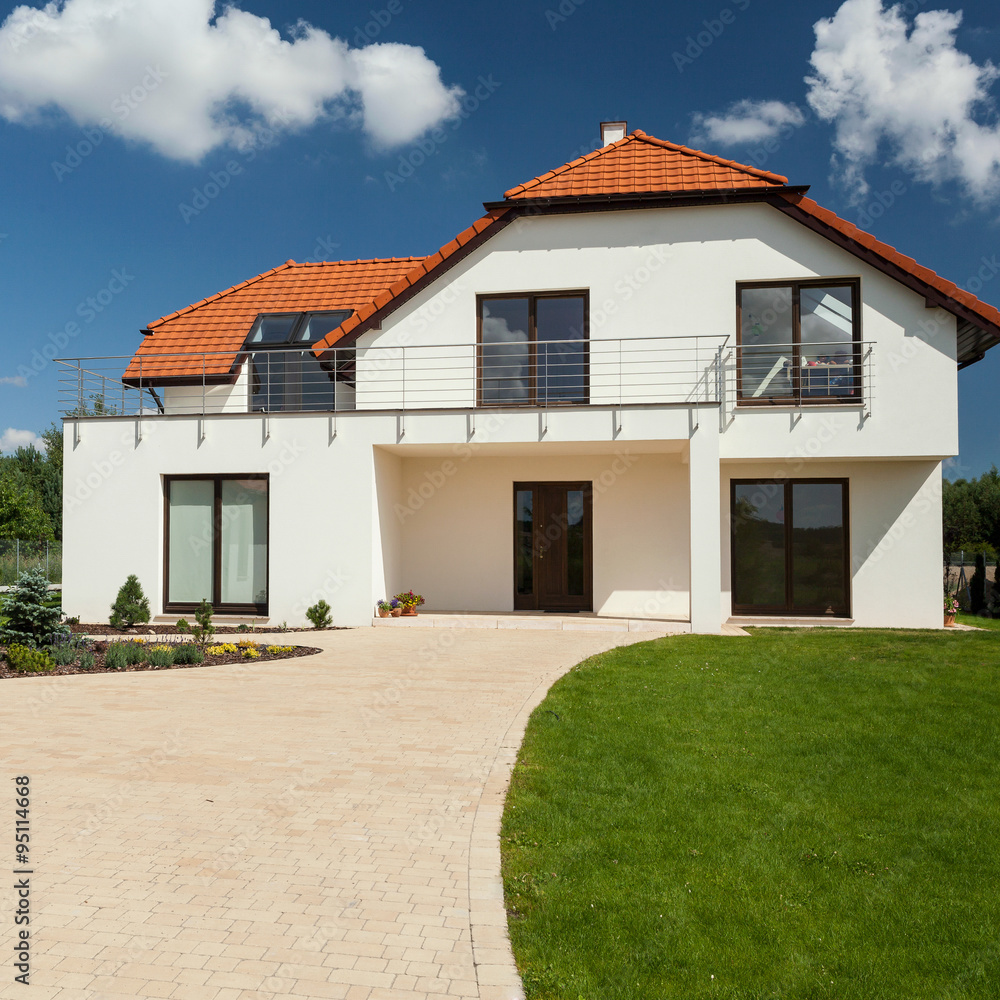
[942,478,982,554]
[0,422,63,539]
[0,474,54,540]
[0,568,64,646]
[109,575,151,628]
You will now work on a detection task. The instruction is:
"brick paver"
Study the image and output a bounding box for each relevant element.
[1,626,667,999]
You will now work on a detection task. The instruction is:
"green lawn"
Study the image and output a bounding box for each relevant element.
[501,628,1000,999]
[957,612,1000,631]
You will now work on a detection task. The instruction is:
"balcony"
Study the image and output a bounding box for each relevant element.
[56,336,873,418]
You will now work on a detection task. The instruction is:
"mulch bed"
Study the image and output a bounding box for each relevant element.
[68,623,344,636]
[0,642,323,679]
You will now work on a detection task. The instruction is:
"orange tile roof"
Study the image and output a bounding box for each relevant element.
[502,130,788,200]
[776,192,1000,355]
[125,257,425,379]
[124,128,999,378]
[311,209,510,352]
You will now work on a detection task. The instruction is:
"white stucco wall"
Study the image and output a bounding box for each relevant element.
[721,459,944,628]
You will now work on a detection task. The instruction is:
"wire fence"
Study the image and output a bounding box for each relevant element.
[0,539,62,586]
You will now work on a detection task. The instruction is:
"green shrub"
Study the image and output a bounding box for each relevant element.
[122,641,145,666]
[109,575,151,628]
[306,600,332,629]
[104,643,128,670]
[187,600,214,650]
[49,642,77,666]
[0,569,65,647]
[77,651,95,670]
[172,643,204,665]
[145,645,174,667]
[175,618,190,633]
[5,643,55,673]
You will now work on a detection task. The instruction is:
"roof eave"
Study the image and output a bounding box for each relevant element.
[483,185,810,210]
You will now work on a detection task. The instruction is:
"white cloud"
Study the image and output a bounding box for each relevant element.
[806,0,1000,202]
[0,427,45,452]
[689,99,806,148]
[0,0,463,161]
[0,376,28,387]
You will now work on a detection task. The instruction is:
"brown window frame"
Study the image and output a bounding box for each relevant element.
[730,477,851,617]
[163,474,269,616]
[476,291,590,407]
[736,278,863,406]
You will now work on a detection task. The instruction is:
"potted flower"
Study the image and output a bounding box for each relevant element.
[390,598,403,617]
[376,599,393,619]
[393,590,425,617]
[944,593,959,627]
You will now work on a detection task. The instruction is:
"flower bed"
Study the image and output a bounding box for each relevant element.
[1,637,321,679]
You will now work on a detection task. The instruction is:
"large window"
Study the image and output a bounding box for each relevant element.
[165,475,268,614]
[731,479,850,616]
[245,311,353,412]
[737,280,861,404]
[478,292,588,406]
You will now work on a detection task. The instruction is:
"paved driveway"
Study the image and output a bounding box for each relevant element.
[1,626,667,1000]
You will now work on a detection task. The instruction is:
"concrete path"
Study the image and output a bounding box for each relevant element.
[0,626,671,1000]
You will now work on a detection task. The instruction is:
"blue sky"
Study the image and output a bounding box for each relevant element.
[0,0,997,477]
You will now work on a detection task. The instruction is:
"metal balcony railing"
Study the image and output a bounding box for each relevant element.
[728,340,875,411]
[56,335,734,417]
[57,337,874,419]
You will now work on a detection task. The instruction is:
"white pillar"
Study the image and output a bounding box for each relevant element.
[688,412,723,634]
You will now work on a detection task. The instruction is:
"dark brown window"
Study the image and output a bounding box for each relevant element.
[478,292,589,406]
[736,279,862,405]
[731,479,850,617]
[164,475,268,615]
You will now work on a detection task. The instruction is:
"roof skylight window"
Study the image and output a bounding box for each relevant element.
[245,310,352,347]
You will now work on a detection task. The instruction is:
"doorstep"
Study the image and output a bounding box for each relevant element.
[372,611,691,633]
[726,616,856,628]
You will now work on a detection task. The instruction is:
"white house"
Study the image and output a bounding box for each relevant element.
[59,124,1000,631]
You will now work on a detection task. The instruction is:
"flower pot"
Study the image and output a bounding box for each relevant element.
[944,612,956,627]
[401,608,417,617]
[377,608,390,618]
[391,607,403,617]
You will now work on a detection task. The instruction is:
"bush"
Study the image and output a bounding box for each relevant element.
[5,643,54,673]
[104,643,128,670]
[172,643,204,665]
[49,643,77,666]
[122,641,145,666]
[77,650,95,670]
[188,600,214,649]
[970,553,987,613]
[306,600,332,629]
[109,575,151,628]
[0,569,65,647]
[146,645,174,667]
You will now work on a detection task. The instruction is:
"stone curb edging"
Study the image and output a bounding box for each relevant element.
[465,631,670,999]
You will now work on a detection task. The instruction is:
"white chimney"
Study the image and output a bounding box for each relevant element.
[600,121,627,146]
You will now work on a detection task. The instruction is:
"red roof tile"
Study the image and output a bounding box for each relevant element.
[776,192,1000,348]
[124,129,999,378]
[311,209,510,352]
[125,257,425,379]
[503,130,788,200]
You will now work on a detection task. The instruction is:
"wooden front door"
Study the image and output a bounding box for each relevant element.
[513,482,593,612]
